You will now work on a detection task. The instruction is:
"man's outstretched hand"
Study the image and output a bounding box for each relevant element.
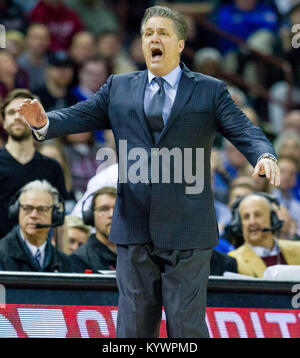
[252,157,280,187]
[16,99,48,129]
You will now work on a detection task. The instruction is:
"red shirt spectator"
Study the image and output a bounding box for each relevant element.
[29,0,84,52]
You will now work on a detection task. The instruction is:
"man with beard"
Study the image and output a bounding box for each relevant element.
[70,187,117,273]
[0,89,67,238]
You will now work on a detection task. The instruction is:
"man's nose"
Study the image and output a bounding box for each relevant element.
[108,208,114,217]
[29,208,40,217]
[151,32,160,42]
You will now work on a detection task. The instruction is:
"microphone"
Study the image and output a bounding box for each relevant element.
[261,221,284,232]
[35,223,52,229]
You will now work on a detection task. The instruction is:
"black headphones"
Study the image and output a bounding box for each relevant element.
[81,192,95,226]
[8,187,65,228]
[230,192,284,236]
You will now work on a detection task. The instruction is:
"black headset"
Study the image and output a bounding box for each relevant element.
[8,187,65,228]
[81,192,95,226]
[230,192,284,236]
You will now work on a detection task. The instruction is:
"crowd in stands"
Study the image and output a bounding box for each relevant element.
[1,0,300,278]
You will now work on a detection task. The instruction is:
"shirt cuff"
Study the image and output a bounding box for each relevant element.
[31,120,49,140]
[257,153,277,164]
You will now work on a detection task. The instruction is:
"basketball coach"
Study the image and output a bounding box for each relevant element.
[17,6,280,338]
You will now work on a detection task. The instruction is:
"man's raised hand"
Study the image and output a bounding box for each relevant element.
[16,99,48,129]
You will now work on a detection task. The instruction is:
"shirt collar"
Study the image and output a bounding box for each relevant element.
[247,238,280,258]
[147,64,182,88]
[19,228,47,256]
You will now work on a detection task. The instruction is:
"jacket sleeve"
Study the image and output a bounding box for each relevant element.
[42,75,114,141]
[215,81,277,167]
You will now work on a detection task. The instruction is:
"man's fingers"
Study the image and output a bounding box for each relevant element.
[253,159,281,187]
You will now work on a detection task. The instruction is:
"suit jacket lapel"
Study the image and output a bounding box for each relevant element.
[242,244,267,278]
[130,70,154,144]
[157,64,196,145]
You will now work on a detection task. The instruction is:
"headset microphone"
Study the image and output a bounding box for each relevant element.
[261,221,284,233]
[35,223,53,229]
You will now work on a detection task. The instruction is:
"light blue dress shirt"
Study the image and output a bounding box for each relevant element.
[144,65,182,126]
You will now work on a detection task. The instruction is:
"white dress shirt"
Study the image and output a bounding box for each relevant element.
[19,229,47,267]
[144,65,182,125]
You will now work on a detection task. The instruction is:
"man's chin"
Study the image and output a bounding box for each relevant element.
[247,233,263,245]
[148,61,166,76]
[9,130,32,142]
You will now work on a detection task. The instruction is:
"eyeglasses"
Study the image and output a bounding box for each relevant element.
[94,205,114,215]
[20,204,53,215]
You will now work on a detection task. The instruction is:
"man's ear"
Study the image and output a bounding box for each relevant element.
[178,40,185,54]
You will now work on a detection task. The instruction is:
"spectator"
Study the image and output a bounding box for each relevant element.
[268,2,300,134]
[38,140,77,213]
[18,23,50,91]
[71,57,109,102]
[282,110,300,135]
[238,163,272,194]
[70,56,110,142]
[0,179,72,272]
[0,88,67,238]
[275,204,300,241]
[6,30,26,59]
[71,162,118,219]
[70,187,117,273]
[228,193,300,277]
[216,0,278,55]
[209,249,238,276]
[227,179,256,208]
[0,50,18,100]
[63,215,90,255]
[274,129,300,201]
[68,31,96,86]
[65,0,119,36]
[216,180,255,251]
[60,131,105,195]
[213,139,248,203]
[193,47,223,79]
[29,0,84,52]
[129,35,146,71]
[33,51,77,111]
[96,31,137,74]
[0,0,27,33]
[241,106,260,127]
[272,156,300,234]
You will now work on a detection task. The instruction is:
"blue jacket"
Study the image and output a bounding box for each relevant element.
[37,63,276,250]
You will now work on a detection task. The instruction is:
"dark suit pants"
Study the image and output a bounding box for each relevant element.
[116,243,212,338]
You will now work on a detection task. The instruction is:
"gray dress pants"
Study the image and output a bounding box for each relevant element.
[116,242,212,338]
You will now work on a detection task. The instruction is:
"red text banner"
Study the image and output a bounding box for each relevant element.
[0,305,299,338]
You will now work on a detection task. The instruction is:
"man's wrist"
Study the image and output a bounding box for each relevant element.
[257,153,277,164]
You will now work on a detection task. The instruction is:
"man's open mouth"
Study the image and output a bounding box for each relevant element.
[151,48,163,60]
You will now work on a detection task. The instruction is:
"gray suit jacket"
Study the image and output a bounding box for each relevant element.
[38,63,276,249]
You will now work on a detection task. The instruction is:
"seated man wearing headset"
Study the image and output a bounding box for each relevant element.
[228,193,300,277]
[0,179,72,272]
[70,186,117,273]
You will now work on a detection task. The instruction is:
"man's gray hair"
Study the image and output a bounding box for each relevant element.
[19,180,59,206]
[140,6,188,41]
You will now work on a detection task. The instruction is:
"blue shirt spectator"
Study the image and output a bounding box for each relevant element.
[216,0,278,54]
